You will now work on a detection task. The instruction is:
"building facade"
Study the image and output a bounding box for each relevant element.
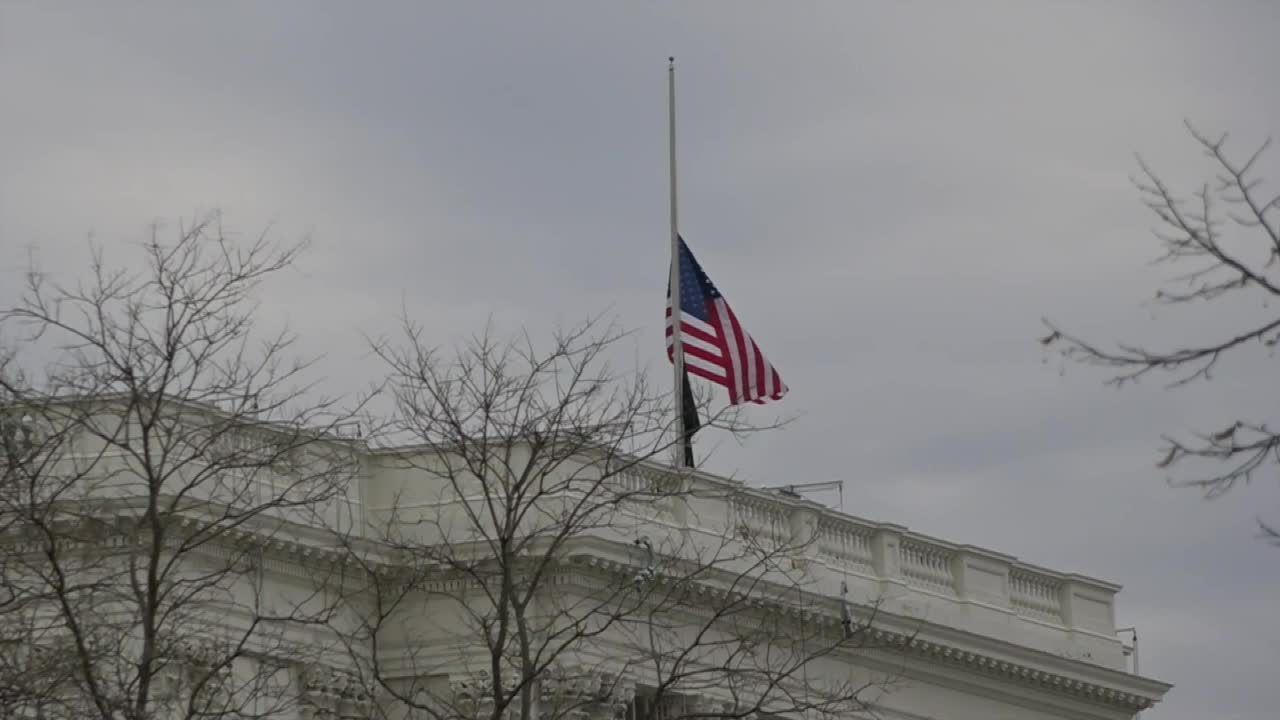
[341,448,1172,720]
[0,404,1171,720]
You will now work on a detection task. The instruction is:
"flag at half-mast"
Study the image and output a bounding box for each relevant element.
[666,236,788,405]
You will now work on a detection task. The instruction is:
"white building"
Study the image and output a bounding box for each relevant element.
[348,448,1172,720]
[0,403,1171,720]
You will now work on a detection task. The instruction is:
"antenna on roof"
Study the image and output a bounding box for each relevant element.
[765,480,843,503]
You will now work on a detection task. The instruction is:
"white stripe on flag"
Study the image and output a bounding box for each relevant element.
[713,299,744,401]
[666,332,722,358]
[763,352,775,398]
[683,353,728,380]
[666,308,716,337]
[743,334,759,400]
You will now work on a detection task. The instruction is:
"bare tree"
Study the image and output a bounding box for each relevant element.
[1044,123,1280,535]
[323,318,898,720]
[0,216,366,719]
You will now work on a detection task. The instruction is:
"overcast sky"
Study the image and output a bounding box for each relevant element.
[3,2,1278,718]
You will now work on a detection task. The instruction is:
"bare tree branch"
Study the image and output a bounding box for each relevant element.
[324,316,894,720]
[1046,124,1280,507]
[0,215,367,719]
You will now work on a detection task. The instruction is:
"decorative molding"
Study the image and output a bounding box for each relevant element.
[0,511,1161,713]
[567,553,1162,713]
[866,628,1157,712]
[0,473,1165,716]
[300,663,374,716]
[1009,567,1064,624]
[449,665,637,720]
[899,538,956,596]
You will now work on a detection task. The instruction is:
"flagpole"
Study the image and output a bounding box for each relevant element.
[668,57,687,469]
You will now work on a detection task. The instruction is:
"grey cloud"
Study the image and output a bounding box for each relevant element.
[3,2,1280,718]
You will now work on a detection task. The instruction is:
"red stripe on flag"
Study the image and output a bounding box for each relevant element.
[666,321,720,348]
[687,364,728,384]
[724,303,752,404]
[706,300,740,404]
[682,345,724,367]
[754,341,767,401]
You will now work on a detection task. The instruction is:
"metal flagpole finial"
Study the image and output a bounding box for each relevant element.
[669,56,675,68]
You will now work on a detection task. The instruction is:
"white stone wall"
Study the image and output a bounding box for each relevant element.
[338,450,1168,720]
[1,403,1169,719]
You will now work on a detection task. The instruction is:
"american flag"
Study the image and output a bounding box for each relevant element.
[666,236,788,405]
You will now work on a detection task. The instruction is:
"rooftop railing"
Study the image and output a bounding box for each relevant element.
[632,465,1123,638]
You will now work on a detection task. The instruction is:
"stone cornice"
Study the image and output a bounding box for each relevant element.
[872,628,1164,712]
[553,539,1170,714]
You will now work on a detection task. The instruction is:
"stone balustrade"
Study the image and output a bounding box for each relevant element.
[357,455,1127,670]
[610,464,1126,667]
[56,400,1120,648]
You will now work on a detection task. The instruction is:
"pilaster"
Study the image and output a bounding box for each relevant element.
[952,546,1014,609]
[787,504,822,573]
[1060,577,1118,635]
[871,524,907,582]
